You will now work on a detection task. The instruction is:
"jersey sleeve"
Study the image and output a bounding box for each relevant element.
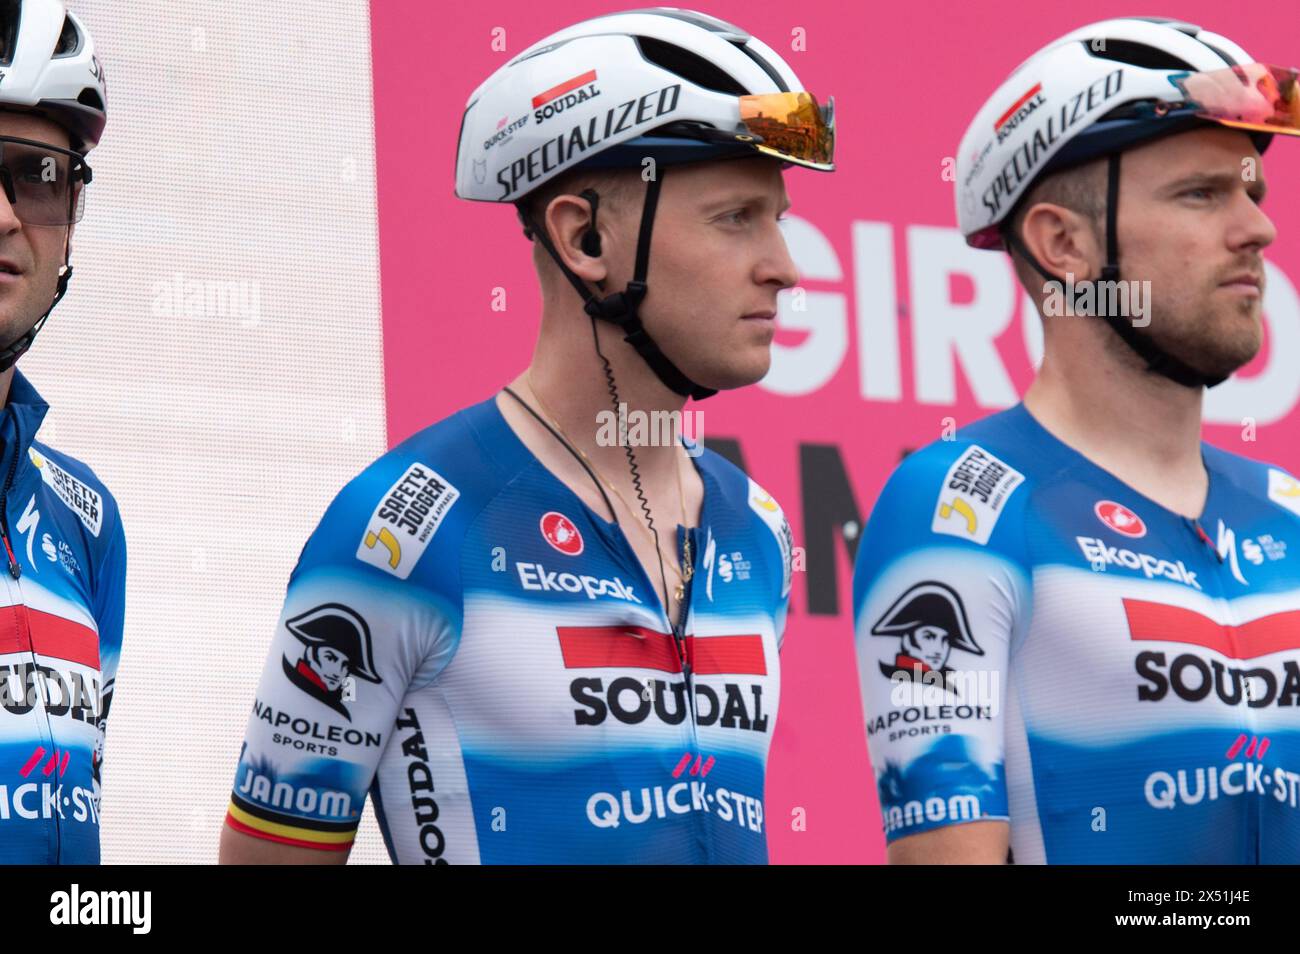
[225,455,465,853]
[745,476,794,653]
[90,495,126,803]
[852,441,1032,845]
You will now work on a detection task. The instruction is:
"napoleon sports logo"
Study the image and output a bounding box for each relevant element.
[281,604,382,720]
[870,581,985,700]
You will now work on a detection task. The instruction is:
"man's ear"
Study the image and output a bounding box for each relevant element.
[542,192,607,285]
[1018,202,1101,284]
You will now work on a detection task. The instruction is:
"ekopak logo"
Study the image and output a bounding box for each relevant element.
[1096,500,1147,538]
[541,511,584,556]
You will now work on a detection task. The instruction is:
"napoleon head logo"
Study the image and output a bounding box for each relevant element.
[871,581,983,696]
[282,603,382,720]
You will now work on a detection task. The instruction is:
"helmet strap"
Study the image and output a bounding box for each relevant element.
[1010,152,1224,390]
[0,229,74,374]
[522,168,717,401]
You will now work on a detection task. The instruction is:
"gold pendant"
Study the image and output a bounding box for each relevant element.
[674,583,684,602]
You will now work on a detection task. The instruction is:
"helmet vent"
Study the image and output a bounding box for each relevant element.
[1081,39,1195,71]
[53,14,80,57]
[0,0,19,67]
[634,35,747,95]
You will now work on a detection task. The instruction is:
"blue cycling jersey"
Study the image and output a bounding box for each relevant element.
[853,403,1300,864]
[0,369,126,865]
[227,394,793,863]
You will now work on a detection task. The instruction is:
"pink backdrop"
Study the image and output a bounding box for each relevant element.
[369,1,1300,862]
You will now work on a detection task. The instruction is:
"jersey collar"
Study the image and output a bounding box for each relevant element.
[1,368,51,502]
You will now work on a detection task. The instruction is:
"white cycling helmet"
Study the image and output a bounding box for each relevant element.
[0,0,108,371]
[454,8,836,401]
[955,17,1300,388]
[0,0,107,152]
[455,7,833,203]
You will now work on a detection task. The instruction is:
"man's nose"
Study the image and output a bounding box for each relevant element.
[0,172,22,235]
[759,220,800,290]
[1229,187,1276,253]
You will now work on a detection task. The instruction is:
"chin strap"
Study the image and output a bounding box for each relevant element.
[1009,152,1225,390]
[521,168,717,401]
[0,231,74,373]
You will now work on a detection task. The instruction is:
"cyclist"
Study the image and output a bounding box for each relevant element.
[0,0,126,864]
[220,8,834,864]
[853,17,1300,863]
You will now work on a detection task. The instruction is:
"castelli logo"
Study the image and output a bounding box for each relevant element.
[541,512,584,555]
[1095,500,1147,538]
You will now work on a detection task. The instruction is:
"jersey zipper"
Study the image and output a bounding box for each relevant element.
[0,413,59,862]
[1185,514,1259,862]
[673,523,713,862]
[1184,517,1224,564]
[0,420,22,580]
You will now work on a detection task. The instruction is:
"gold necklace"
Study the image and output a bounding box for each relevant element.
[525,376,695,607]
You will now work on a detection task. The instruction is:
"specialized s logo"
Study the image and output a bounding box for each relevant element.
[282,604,382,720]
[871,582,984,696]
[356,462,459,579]
[931,446,1023,546]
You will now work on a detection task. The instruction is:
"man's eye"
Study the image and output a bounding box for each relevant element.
[12,166,52,185]
[1182,187,1214,200]
[721,209,748,224]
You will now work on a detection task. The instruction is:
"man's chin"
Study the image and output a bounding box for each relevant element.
[688,358,772,392]
[1178,335,1261,381]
